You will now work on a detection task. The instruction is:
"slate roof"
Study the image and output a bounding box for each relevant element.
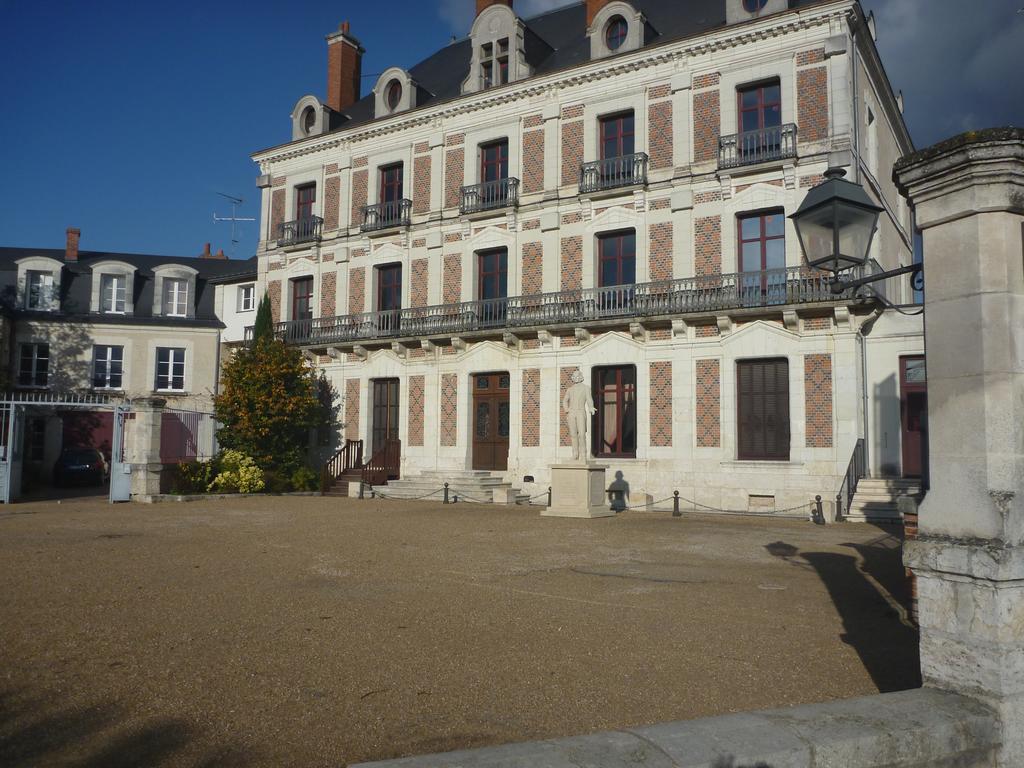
[312,0,824,140]
[0,247,256,326]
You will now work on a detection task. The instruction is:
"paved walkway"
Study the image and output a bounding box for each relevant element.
[0,496,919,766]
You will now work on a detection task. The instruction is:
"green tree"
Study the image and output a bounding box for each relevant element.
[252,293,274,344]
[214,335,334,473]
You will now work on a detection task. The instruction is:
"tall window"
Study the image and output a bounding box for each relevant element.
[480,140,509,183]
[26,270,54,310]
[292,276,314,321]
[100,274,127,313]
[379,164,403,205]
[155,347,186,391]
[737,81,781,134]
[295,183,316,221]
[597,230,636,287]
[18,343,49,387]
[93,345,124,390]
[593,365,637,458]
[600,112,635,160]
[237,284,255,312]
[477,249,508,300]
[163,278,189,317]
[737,358,790,460]
[738,210,786,301]
[481,38,509,89]
[376,264,402,312]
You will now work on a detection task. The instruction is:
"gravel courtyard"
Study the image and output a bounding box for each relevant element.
[0,495,919,767]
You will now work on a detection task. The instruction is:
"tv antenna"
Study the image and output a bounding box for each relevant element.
[213,192,255,257]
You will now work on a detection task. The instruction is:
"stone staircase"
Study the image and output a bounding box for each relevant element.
[845,477,922,522]
[376,470,529,504]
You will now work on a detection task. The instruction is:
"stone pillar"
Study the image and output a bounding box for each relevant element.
[894,127,1024,766]
[128,397,167,499]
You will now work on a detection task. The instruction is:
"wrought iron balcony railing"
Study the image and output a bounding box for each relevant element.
[460,178,520,215]
[360,199,412,232]
[579,152,649,194]
[274,265,867,347]
[277,215,323,247]
[718,124,798,170]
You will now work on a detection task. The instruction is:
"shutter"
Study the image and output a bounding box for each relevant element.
[737,359,789,460]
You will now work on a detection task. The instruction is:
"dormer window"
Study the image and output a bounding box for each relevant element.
[152,264,198,318]
[302,107,317,135]
[373,68,417,117]
[163,278,189,317]
[26,271,54,310]
[743,0,768,10]
[605,17,628,50]
[481,39,509,89]
[385,80,402,111]
[101,274,127,313]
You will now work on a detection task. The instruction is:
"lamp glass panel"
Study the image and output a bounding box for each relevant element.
[793,204,839,270]
[836,205,877,269]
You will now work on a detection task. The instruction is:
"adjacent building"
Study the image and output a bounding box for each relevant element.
[251,0,925,514]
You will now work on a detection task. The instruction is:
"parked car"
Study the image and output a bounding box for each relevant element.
[53,448,109,487]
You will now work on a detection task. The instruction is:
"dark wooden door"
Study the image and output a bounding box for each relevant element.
[371,378,400,456]
[900,356,927,478]
[472,373,510,471]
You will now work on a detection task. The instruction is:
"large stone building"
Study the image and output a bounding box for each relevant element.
[251,0,924,514]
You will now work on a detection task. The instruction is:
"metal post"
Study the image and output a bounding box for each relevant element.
[814,495,824,525]
[836,493,842,521]
[359,482,365,499]
[547,486,552,506]
[673,490,681,517]
[443,482,449,504]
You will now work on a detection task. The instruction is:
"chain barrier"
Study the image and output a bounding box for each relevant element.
[365,483,815,519]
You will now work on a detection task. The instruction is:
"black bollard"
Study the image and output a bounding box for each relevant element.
[814,494,824,524]
[547,486,552,506]
[672,490,681,517]
[443,482,449,504]
[835,493,842,520]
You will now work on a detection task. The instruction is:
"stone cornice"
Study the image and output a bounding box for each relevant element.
[252,1,852,169]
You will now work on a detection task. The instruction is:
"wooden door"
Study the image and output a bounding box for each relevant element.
[900,356,927,478]
[472,373,510,471]
[371,379,400,456]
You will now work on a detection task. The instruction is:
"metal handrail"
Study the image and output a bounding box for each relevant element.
[836,438,866,520]
[277,216,323,247]
[579,153,648,194]
[460,178,520,214]
[360,199,412,232]
[273,265,866,347]
[718,124,798,170]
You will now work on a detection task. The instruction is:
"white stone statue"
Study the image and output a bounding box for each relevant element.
[563,370,596,461]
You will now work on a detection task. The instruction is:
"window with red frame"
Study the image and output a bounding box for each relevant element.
[737,80,781,134]
[376,264,402,312]
[593,365,637,458]
[379,164,403,204]
[599,112,635,160]
[295,184,316,221]
[738,210,786,275]
[597,230,636,287]
[480,140,509,183]
[605,16,628,50]
[292,276,313,321]
[477,248,508,301]
[743,0,768,12]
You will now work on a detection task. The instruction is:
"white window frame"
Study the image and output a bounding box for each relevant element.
[100,274,127,314]
[26,270,54,310]
[15,256,63,312]
[92,345,125,390]
[237,284,256,312]
[18,343,49,388]
[163,278,189,317]
[152,264,198,318]
[155,347,186,392]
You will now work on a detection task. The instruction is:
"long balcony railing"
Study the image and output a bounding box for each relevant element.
[579,152,649,194]
[718,124,798,170]
[460,178,520,215]
[277,215,323,247]
[360,199,412,232]
[274,265,867,347]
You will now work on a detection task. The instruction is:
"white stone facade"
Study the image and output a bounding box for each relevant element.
[252,0,922,512]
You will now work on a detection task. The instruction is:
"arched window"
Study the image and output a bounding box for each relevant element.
[385,80,402,111]
[605,16,628,51]
[743,0,768,11]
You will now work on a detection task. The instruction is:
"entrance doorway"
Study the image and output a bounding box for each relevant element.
[371,379,400,456]
[899,356,927,478]
[472,372,510,471]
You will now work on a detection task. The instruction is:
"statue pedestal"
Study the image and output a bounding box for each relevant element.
[542,463,613,518]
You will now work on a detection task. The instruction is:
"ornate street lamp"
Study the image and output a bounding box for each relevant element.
[790,167,921,295]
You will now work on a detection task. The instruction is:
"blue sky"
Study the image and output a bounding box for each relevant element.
[0,0,1020,260]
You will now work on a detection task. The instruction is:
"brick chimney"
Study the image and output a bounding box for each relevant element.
[199,243,227,260]
[476,0,512,15]
[586,0,612,26]
[65,227,80,262]
[325,21,364,113]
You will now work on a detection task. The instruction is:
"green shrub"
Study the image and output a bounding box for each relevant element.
[290,466,319,492]
[171,459,218,494]
[208,450,265,494]
[262,470,292,494]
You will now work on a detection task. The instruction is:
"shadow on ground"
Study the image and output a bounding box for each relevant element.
[0,687,250,768]
[765,525,921,693]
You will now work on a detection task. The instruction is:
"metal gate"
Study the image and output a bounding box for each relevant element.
[0,404,22,505]
[109,404,132,503]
